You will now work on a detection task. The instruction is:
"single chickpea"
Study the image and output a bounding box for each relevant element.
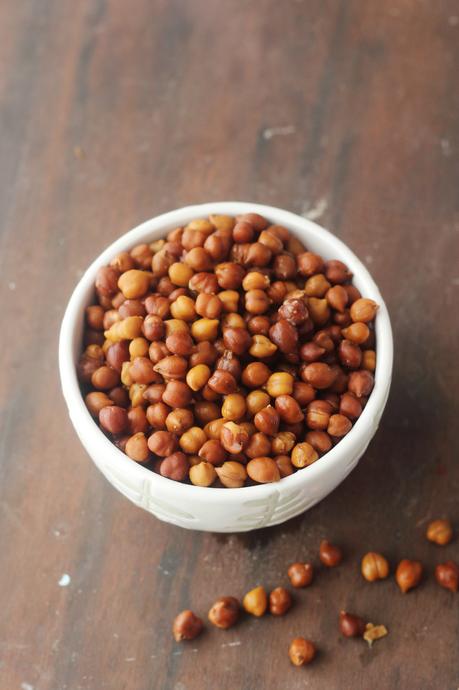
[218,290,240,312]
[191,318,220,342]
[125,433,150,462]
[170,295,197,321]
[246,389,271,416]
[246,457,280,483]
[168,262,194,287]
[118,269,151,299]
[189,461,217,487]
[129,337,149,359]
[249,334,278,358]
[221,394,247,421]
[245,289,270,314]
[179,427,207,454]
[242,271,270,291]
[266,372,294,397]
[271,431,296,455]
[291,443,318,468]
[243,586,268,616]
[195,293,222,319]
[215,461,247,488]
[186,364,211,391]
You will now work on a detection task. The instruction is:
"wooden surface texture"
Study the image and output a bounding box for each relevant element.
[1,1,458,688]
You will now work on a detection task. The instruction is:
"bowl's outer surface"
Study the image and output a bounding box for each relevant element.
[59,202,393,532]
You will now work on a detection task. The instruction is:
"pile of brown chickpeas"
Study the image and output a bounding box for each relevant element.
[172,519,458,667]
[78,211,378,486]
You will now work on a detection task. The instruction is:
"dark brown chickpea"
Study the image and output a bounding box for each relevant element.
[300,342,326,363]
[275,395,304,424]
[275,454,294,477]
[237,212,269,230]
[131,243,153,269]
[129,356,158,384]
[172,610,203,642]
[162,381,193,407]
[95,265,120,296]
[198,439,227,465]
[85,392,114,417]
[246,432,272,459]
[127,406,148,434]
[106,341,130,372]
[223,327,251,355]
[165,331,194,356]
[86,305,105,330]
[216,351,242,380]
[328,413,352,437]
[259,230,283,254]
[195,293,222,319]
[111,251,136,273]
[305,430,332,454]
[269,319,298,353]
[324,259,352,284]
[160,452,189,481]
[306,400,333,430]
[326,284,348,312]
[189,341,218,367]
[339,611,366,638]
[267,280,289,304]
[118,299,146,319]
[148,431,178,457]
[279,295,309,325]
[246,242,272,267]
[338,340,362,369]
[297,252,324,277]
[146,402,170,429]
[99,405,128,434]
[142,314,164,341]
[204,233,230,261]
[153,355,188,380]
[143,383,166,404]
[339,392,362,420]
[319,539,343,567]
[269,587,292,615]
[247,315,271,336]
[254,406,280,435]
[348,370,374,397]
[188,271,219,294]
[288,563,314,588]
[302,362,336,390]
[208,596,240,629]
[292,382,315,406]
[91,366,120,391]
[273,253,296,280]
[215,262,245,289]
[233,221,255,243]
[208,370,237,395]
[241,362,271,388]
[144,294,170,318]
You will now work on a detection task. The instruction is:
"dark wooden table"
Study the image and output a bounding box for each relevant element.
[2,1,458,688]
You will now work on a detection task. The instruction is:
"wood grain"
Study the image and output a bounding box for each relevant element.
[1,1,458,688]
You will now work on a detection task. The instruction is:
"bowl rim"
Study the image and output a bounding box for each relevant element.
[59,201,393,504]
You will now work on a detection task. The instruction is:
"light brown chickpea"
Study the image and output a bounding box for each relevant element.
[271,431,296,455]
[125,433,150,462]
[204,417,226,440]
[291,443,318,468]
[91,366,120,391]
[85,392,114,417]
[165,409,194,435]
[361,552,390,581]
[118,269,151,299]
[186,364,211,391]
[129,337,150,359]
[362,349,376,372]
[191,318,219,342]
[189,461,217,486]
[242,270,271,291]
[265,372,294,397]
[246,389,271,416]
[218,289,239,312]
[341,321,370,344]
[350,298,378,323]
[179,427,207,454]
[221,394,247,421]
[247,457,281,483]
[168,262,194,287]
[215,461,247,488]
[146,402,170,429]
[249,335,278,358]
[147,430,178,456]
[170,295,196,321]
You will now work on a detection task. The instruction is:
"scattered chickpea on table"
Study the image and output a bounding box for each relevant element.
[78,211,379,487]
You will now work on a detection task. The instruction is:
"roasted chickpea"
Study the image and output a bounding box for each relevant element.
[191,318,219,342]
[166,409,194,434]
[221,393,247,421]
[186,364,211,391]
[125,432,150,462]
[246,432,272,459]
[168,262,194,287]
[198,439,227,466]
[179,427,207,454]
[189,461,217,486]
[291,443,318,468]
[246,389,271,416]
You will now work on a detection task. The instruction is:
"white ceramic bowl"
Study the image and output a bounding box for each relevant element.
[59,202,393,532]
